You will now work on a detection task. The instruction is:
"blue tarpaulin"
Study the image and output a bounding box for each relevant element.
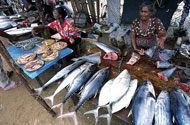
[6,43,73,79]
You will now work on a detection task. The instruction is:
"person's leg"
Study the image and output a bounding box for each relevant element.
[0,56,22,90]
[179,0,190,27]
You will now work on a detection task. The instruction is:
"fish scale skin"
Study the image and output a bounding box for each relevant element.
[75,67,110,112]
[62,64,97,104]
[132,80,155,125]
[170,88,190,125]
[155,90,172,125]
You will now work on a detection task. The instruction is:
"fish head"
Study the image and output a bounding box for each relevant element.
[88,63,98,71]
[143,80,155,97]
[171,88,190,104]
[157,90,170,101]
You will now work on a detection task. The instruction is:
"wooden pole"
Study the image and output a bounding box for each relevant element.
[35,0,50,38]
[0,41,56,117]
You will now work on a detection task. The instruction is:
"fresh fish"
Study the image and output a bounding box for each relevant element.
[98,69,131,125]
[84,79,115,124]
[71,52,101,64]
[145,46,158,58]
[132,80,156,125]
[52,63,97,115]
[112,79,138,113]
[44,63,89,105]
[155,90,172,125]
[93,41,120,53]
[157,67,177,81]
[34,60,85,95]
[170,88,190,125]
[156,61,172,69]
[58,67,111,125]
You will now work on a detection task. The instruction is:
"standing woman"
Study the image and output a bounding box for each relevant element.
[131,2,166,58]
[32,6,80,47]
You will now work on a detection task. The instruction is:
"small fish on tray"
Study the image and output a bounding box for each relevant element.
[14,37,44,48]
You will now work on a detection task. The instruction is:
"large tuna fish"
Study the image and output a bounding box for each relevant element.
[132,80,156,125]
[71,52,102,64]
[58,67,111,125]
[93,41,120,53]
[170,88,190,125]
[44,63,89,105]
[155,90,172,125]
[52,63,97,115]
[35,60,85,95]
[84,79,115,124]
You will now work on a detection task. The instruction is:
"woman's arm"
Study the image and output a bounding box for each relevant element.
[157,30,166,49]
[131,31,139,52]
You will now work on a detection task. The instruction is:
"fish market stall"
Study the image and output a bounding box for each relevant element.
[68,45,189,124]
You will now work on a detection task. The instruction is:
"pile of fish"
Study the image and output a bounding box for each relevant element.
[85,69,138,125]
[132,80,190,125]
[14,37,44,49]
[33,51,190,125]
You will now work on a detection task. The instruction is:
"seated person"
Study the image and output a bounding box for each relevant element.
[131,2,166,59]
[30,0,54,24]
[32,6,80,47]
[25,0,37,12]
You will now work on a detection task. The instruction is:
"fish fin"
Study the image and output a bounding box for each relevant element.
[34,87,43,95]
[44,95,54,105]
[52,103,64,116]
[58,112,78,125]
[99,104,112,116]
[147,92,156,100]
[127,109,132,117]
[99,114,112,125]
[84,107,100,125]
[93,92,98,99]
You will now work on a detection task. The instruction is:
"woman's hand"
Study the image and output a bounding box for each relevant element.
[32,28,38,37]
[157,39,164,49]
[135,48,144,55]
[69,38,75,44]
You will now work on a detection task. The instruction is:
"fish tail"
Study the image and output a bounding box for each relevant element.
[99,114,112,125]
[84,107,100,124]
[58,111,78,125]
[52,103,64,116]
[34,87,43,95]
[44,95,54,105]
[100,103,112,115]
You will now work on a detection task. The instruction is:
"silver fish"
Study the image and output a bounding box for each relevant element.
[58,67,111,125]
[44,63,89,105]
[93,41,120,53]
[34,60,85,95]
[52,63,97,115]
[84,79,115,125]
[71,52,102,64]
[112,79,138,113]
[132,80,156,125]
[155,90,172,125]
[170,88,190,125]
